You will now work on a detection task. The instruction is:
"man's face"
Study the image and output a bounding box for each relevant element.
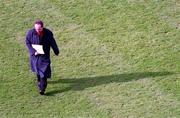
[34,24,43,33]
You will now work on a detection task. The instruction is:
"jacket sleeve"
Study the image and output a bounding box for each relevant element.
[50,32,59,55]
[25,31,36,56]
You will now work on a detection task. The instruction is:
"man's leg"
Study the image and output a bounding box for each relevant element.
[37,74,41,81]
[36,74,41,90]
[39,77,47,95]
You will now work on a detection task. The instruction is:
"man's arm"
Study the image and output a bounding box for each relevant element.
[50,32,59,56]
[25,31,36,56]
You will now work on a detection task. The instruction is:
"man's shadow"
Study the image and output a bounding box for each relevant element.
[45,71,174,96]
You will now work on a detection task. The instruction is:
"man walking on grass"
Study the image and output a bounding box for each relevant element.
[26,20,59,95]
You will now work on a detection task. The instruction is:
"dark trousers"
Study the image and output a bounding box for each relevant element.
[37,74,47,92]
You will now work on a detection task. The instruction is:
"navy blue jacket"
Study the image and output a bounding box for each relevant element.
[26,28,59,78]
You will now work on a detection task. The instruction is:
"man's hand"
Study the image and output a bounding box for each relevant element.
[35,51,40,56]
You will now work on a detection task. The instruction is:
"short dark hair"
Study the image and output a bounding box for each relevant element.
[34,20,44,27]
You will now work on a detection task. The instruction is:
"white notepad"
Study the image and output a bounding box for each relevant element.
[32,44,45,54]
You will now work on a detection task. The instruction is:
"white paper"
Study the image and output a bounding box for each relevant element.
[32,44,45,54]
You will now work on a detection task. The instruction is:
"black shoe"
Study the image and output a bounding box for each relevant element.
[39,91,45,95]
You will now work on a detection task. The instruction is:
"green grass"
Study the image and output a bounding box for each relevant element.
[0,0,179,117]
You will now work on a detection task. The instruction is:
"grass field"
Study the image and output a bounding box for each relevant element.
[0,0,179,117]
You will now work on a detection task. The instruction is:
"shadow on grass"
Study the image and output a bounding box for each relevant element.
[45,87,71,96]
[46,71,174,96]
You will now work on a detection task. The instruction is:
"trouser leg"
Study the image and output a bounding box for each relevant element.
[37,74,40,82]
[36,74,47,92]
[37,74,41,90]
[40,77,47,92]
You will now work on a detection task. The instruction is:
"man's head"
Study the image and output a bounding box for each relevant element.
[34,20,44,33]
